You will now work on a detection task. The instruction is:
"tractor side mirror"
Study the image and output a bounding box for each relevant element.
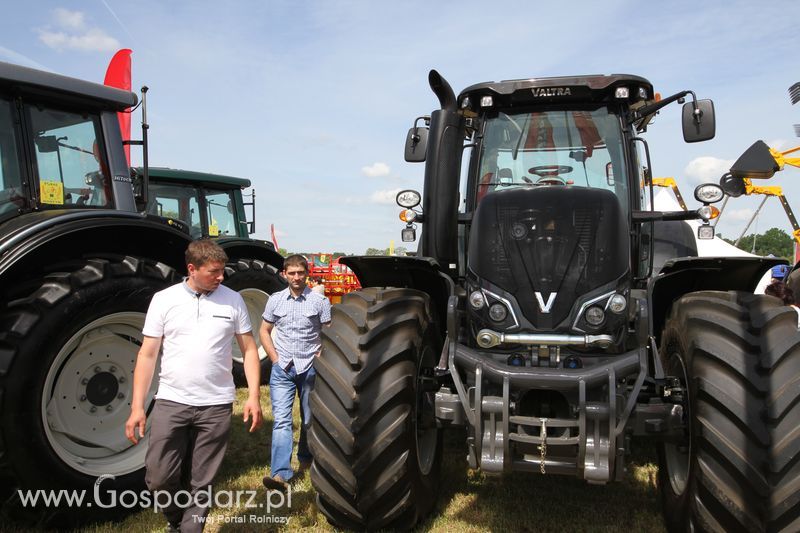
[682,99,715,143]
[728,140,779,179]
[405,126,429,162]
[34,135,60,153]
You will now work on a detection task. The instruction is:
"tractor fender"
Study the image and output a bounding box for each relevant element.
[339,255,453,323]
[214,237,284,272]
[648,255,785,345]
[0,211,192,293]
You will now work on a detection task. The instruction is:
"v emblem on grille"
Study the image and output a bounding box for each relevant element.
[535,292,557,313]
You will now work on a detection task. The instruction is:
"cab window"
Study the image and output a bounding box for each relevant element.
[28,106,112,208]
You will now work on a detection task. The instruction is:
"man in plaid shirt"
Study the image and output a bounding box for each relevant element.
[259,254,331,490]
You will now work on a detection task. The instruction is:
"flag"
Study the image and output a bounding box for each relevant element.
[271,223,280,250]
[104,49,132,165]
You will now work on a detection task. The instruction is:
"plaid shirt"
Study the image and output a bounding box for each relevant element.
[262,287,331,374]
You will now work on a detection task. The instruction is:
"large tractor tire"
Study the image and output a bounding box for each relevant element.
[309,287,442,530]
[658,290,800,532]
[223,259,286,386]
[0,256,178,494]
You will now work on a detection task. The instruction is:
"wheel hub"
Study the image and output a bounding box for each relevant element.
[85,371,120,407]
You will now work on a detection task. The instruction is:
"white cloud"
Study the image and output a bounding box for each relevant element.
[361,162,391,178]
[684,156,735,184]
[38,10,119,52]
[53,8,86,30]
[767,138,791,151]
[725,208,755,222]
[370,188,401,204]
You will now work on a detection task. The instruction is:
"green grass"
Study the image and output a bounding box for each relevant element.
[1,387,667,532]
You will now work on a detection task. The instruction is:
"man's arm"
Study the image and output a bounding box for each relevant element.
[124,335,162,444]
[236,332,263,432]
[259,320,280,364]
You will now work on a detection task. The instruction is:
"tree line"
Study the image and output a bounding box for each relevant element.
[719,227,795,260]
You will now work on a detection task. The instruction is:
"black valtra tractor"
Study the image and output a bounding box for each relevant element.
[0,61,279,504]
[137,166,286,384]
[308,70,799,532]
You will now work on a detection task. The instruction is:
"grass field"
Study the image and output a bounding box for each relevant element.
[2,387,667,532]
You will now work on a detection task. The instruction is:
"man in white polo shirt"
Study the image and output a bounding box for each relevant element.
[125,240,263,532]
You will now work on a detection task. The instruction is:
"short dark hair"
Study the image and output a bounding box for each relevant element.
[765,281,795,305]
[284,254,308,273]
[185,239,228,268]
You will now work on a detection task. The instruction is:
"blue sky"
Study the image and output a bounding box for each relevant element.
[2,1,799,253]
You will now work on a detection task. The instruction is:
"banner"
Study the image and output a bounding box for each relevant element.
[104,49,133,165]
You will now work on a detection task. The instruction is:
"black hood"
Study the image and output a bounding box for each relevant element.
[468,186,629,328]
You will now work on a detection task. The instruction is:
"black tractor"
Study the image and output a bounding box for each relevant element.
[0,61,192,498]
[308,71,798,531]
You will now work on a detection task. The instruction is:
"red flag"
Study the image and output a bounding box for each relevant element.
[104,49,132,165]
[271,223,280,250]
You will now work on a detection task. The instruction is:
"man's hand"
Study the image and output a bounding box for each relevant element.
[124,335,162,445]
[259,321,279,363]
[242,398,263,433]
[125,408,147,444]
[236,331,263,433]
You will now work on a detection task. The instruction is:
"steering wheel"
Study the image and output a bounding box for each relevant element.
[529,165,574,177]
[535,176,568,185]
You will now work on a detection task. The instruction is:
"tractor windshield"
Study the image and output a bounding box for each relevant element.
[475,107,628,211]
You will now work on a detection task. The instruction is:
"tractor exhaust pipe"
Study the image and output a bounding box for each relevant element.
[420,70,462,273]
[429,70,457,112]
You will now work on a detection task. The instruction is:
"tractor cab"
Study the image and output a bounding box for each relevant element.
[0,61,138,222]
[133,166,255,240]
[401,73,718,348]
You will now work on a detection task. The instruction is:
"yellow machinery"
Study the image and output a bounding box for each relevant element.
[719,144,800,246]
[654,143,800,246]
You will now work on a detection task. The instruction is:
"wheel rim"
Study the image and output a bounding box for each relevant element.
[415,344,438,476]
[232,288,269,364]
[663,349,691,495]
[42,312,157,477]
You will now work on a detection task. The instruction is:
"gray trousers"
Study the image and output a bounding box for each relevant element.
[145,399,232,533]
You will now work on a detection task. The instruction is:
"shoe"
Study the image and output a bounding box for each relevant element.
[262,474,289,492]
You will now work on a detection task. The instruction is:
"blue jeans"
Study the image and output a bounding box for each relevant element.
[269,362,315,481]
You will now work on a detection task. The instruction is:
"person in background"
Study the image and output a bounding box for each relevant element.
[765,279,800,327]
[311,276,326,296]
[259,255,331,491]
[771,264,789,284]
[125,240,263,532]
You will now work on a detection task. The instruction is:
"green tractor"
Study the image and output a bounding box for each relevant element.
[137,166,285,384]
[308,71,798,531]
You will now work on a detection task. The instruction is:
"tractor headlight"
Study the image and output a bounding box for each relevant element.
[396,190,421,208]
[585,306,605,326]
[608,294,627,314]
[488,303,508,322]
[469,290,485,309]
[694,183,724,204]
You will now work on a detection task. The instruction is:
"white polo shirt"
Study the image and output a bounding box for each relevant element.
[142,281,251,406]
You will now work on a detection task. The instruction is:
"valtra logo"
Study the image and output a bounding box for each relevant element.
[531,87,572,97]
